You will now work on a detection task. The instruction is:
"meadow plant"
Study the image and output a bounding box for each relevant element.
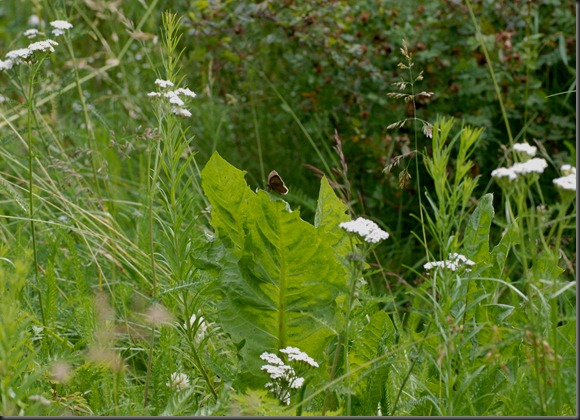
[260,347,319,406]
[0,4,574,417]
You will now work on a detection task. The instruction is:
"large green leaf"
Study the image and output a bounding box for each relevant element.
[200,152,253,250]
[314,176,352,254]
[201,152,348,387]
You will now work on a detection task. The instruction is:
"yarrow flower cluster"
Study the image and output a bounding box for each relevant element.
[166,372,190,391]
[148,79,197,118]
[280,346,320,367]
[424,253,475,274]
[490,142,549,184]
[552,165,576,193]
[339,217,390,244]
[24,29,39,39]
[491,157,548,183]
[260,347,319,405]
[50,20,73,37]
[1,39,59,70]
[513,142,537,158]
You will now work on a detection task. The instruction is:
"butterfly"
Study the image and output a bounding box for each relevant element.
[267,170,288,195]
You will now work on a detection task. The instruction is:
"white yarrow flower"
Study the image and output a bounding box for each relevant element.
[6,48,33,62]
[491,167,517,181]
[50,20,73,37]
[172,107,192,117]
[24,29,39,39]
[260,347,317,405]
[165,91,185,106]
[339,217,389,243]
[176,87,197,98]
[260,352,285,366]
[424,253,475,273]
[511,158,548,175]
[553,174,576,192]
[560,164,576,176]
[149,80,196,118]
[155,78,174,88]
[513,142,537,157]
[0,59,13,71]
[28,39,58,53]
[280,346,319,367]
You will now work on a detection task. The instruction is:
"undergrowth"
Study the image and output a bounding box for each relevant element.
[0,1,575,417]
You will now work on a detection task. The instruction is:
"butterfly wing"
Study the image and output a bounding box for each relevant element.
[267,170,289,195]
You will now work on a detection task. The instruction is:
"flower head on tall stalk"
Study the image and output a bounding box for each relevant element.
[148,78,197,118]
[338,216,389,415]
[260,347,319,405]
[0,30,62,327]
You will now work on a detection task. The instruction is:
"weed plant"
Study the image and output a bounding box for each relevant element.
[0,1,575,416]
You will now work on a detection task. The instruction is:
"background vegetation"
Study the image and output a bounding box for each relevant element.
[0,0,575,416]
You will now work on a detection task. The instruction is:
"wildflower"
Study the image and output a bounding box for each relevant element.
[280,346,319,367]
[560,164,576,176]
[0,59,13,71]
[24,29,39,39]
[172,107,192,117]
[28,39,58,53]
[339,217,390,244]
[6,48,33,63]
[424,252,475,274]
[260,347,318,405]
[155,78,174,88]
[50,20,73,37]
[260,352,284,366]
[166,372,190,390]
[165,91,185,106]
[511,158,547,176]
[513,142,537,158]
[149,79,196,118]
[553,174,576,192]
[491,167,517,182]
[176,87,197,98]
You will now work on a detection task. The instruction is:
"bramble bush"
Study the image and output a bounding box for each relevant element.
[0,1,575,416]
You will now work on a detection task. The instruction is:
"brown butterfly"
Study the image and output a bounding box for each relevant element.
[267,170,289,195]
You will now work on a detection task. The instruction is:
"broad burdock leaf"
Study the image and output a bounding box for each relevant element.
[201,152,349,388]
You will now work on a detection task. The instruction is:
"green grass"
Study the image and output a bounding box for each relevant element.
[0,1,576,416]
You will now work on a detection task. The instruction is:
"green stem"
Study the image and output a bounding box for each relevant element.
[26,67,45,326]
[465,0,514,147]
[63,34,104,203]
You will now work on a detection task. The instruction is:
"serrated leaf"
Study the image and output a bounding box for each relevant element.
[200,153,348,388]
[314,176,353,257]
[349,311,396,415]
[200,152,254,250]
